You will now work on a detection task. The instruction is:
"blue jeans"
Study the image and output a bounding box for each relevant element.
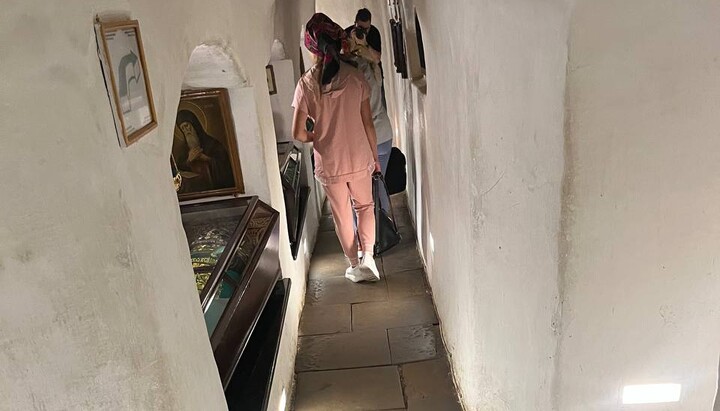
[376,139,392,212]
[353,140,393,238]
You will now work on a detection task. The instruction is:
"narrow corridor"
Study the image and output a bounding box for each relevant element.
[292,194,462,410]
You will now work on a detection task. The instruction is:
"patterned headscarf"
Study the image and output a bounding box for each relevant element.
[304,13,348,64]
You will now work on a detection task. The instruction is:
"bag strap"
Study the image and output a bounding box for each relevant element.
[373,172,381,221]
[372,172,399,231]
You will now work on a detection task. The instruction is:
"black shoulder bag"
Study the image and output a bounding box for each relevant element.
[373,172,402,255]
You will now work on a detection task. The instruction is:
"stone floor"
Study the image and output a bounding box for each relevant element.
[292,195,463,411]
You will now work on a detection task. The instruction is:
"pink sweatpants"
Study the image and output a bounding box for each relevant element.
[324,176,375,266]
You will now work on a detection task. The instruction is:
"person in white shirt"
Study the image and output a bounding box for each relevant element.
[349,27,394,212]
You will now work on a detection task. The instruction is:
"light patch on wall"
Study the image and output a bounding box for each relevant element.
[622,383,682,405]
[429,232,435,254]
[278,388,287,411]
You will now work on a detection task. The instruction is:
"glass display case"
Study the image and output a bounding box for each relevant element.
[180,196,281,388]
[225,278,291,410]
[277,142,310,259]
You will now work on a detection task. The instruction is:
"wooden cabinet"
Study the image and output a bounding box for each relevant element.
[180,196,280,389]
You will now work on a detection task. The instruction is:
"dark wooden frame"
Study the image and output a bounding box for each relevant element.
[266,65,277,95]
[277,142,311,259]
[180,196,281,389]
[225,278,292,410]
[175,88,245,201]
[97,19,158,146]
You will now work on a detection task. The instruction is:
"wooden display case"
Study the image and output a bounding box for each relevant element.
[180,196,280,388]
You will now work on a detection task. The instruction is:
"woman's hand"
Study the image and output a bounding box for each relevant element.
[292,107,314,142]
[374,161,381,173]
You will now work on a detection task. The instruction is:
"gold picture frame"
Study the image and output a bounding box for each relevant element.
[96,19,158,146]
[172,88,245,201]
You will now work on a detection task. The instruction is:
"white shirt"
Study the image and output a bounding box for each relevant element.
[356,58,393,145]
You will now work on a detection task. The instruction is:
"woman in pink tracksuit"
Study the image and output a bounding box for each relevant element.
[292,13,381,283]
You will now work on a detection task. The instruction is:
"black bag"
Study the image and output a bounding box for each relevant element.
[373,172,402,255]
[385,147,407,195]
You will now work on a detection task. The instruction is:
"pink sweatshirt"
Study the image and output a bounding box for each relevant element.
[292,62,374,185]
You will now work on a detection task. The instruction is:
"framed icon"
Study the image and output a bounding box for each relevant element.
[171,88,245,201]
[96,19,157,147]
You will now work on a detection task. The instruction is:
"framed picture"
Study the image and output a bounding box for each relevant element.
[172,88,245,201]
[266,65,277,95]
[96,19,157,146]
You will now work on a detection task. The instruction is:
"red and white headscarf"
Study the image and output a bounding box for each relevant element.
[304,13,348,64]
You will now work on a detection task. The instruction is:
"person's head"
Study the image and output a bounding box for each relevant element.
[355,8,372,29]
[305,13,346,63]
[304,13,348,85]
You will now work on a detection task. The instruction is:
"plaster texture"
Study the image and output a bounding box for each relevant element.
[0,0,315,409]
[272,0,316,80]
[407,3,570,410]
[266,4,320,411]
[318,1,571,410]
[269,59,296,142]
[559,1,720,409]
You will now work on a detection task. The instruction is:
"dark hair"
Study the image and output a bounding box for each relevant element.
[355,8,372,23]
[317,33,341,85]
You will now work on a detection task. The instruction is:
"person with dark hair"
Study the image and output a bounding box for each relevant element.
[292,13,381,283]
[345,8,385,107]
[345,9,382,62]
[348,27,393,212]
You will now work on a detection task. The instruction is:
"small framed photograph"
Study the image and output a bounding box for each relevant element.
[96,19,157,146]
[172,88,245,201]
[266,65,277,95]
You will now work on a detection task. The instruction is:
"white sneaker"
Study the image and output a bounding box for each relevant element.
[360,253,381,281]
[345,264,377,283]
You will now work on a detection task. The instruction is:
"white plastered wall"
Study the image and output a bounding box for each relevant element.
[311,1,720,410]
[0,0,311,409]
[559,1,720,409]
[317,1,571,410]
[403,2,571,409]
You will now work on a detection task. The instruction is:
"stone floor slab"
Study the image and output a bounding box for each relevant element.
[382,242,424,274]
[393,208,414,229]
[407,396,463,411]
[313,231,343,256]
[308,252,348,280]
[307,277,388,306]
[294,366,405,411]
[386,269,428,300]
[388,325,442,364]
[352,296,437,330]
[401,358,457,402]
[296,329,391,371]
[299,304,351,336]
[390,193,408,209]
[397,225,417,244]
